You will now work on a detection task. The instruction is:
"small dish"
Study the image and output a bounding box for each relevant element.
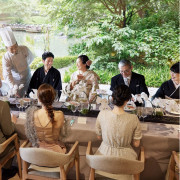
[124,101,136,111]
[124,105,136,111]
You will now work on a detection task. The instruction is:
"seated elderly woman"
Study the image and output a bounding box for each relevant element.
[153,62,180,100]
[66,55,100,102]
[96,85,142,179]
[25,83,66,153]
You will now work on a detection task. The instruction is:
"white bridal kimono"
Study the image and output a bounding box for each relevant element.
[2,45,34,97]
[67,70,100,102]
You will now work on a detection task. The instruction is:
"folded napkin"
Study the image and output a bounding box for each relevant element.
[152,98,179,113]
[29,89,38,99]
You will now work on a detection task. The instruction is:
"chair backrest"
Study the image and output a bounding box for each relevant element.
[20,147,74,167]
[0,143,6,154]
[86,154,144,175]
[0,133,17,154]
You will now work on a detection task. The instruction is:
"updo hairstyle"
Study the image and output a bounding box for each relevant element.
[78,55,90,69]
[112,85,132,107]
[170,62,179,74]
[37,84,56,125]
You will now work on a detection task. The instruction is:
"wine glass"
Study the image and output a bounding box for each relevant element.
[71,105,77,114]
[108,95,113,109]
[16,100,21,112]
[77,103,83,114]
[19,99,25,111]
[141,108,147,122]
[136,108,142,119]
[23,101,28,110]
[70,105,78,126]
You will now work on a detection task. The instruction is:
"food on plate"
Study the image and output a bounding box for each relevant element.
[127,105,134,109]
[64,101,80,107]
[124,103,136,111]
[22,98,30,102]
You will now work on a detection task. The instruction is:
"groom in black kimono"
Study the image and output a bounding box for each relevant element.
[110,59,149,96]
[27,52,62,99]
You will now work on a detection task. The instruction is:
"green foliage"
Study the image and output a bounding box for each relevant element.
[30,56,77,70]
[133,65,170,87]
[30,57,43,69]
[39,0,106,29]
[131,9,179,30]
[70,21,179,69]
[63,64,77,83]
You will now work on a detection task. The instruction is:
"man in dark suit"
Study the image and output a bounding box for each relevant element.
[110,59,149,96]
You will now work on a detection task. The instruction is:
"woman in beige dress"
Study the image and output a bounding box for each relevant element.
[96,85,142,179]
[66,55,100,102]
[96,85,142,158]
[25,83,66,153]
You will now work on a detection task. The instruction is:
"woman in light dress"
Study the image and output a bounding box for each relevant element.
[25,83,66,153]
[96,85,142,179]
[66,55,100,102]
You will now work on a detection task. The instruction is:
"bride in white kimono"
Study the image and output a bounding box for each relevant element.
[66,55,100,103]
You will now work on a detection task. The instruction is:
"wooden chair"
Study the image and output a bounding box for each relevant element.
[20,140,79,180]
[86,141,145,180]
[0,133,22,180]
[166,151,179,180]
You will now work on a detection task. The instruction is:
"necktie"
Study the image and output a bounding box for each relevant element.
[124,78,130,86]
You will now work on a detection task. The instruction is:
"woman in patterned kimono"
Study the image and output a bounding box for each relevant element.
[66,55,100,102]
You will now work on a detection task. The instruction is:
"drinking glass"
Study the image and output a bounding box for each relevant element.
[23,101,28,110]
[19,99,25,111]
[136,108,142,119]
[108,95,113,109]
[70,105,78,125]
[16,100,21,112]
[141,108,147,122]
[71,105,77,114]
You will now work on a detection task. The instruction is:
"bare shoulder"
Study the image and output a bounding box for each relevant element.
[54,110,64,117]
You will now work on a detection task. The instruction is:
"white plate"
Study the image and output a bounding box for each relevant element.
[166,110,180,116]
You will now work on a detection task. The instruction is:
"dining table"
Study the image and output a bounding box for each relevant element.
[5,98,179,180]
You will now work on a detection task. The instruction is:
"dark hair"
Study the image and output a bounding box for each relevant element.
[170,62,179,74]
[42,52,54,60]
[112,85,132,107]
[78,55,90,69]
[37,84,56,126]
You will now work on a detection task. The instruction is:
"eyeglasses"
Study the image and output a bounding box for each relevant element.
[120,69,131,74]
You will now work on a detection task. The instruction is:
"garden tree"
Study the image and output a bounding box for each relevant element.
[39,0,155,28]
[39,0,108,29]
[98,0,152,28]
